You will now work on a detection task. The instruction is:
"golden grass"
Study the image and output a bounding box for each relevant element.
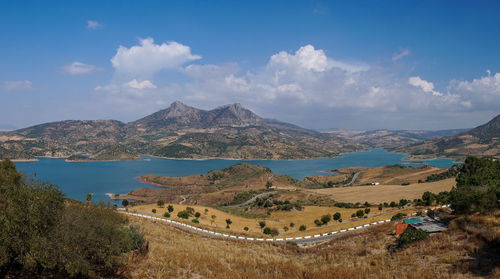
[124,212,500,279]
[130,203,421,238]
[307,178,455,204]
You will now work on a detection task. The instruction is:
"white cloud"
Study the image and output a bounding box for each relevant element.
[124,79,157,89]
[447,71,500,110]
[64,62,99,75]
[408,76,443,96]
[268,44,368,73]
[3,80,32,91]
[93,42,496,130]
[392,49,410,61]
[87,20,102,29]
[110,38,201,79]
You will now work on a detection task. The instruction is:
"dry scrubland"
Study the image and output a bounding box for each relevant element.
[129,203,415,237]
[308,178,455,204]
[125,212,500,279]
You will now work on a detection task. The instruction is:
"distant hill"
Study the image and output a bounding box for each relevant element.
[395,114,500,159]
[0,102,364,160]
[322,128,468,149]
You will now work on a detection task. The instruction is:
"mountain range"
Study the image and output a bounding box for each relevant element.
[395,114,500,159]
[0,102,363,160]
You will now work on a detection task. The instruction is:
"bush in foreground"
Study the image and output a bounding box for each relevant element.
[0,159,145,277]
[396,228,428,247]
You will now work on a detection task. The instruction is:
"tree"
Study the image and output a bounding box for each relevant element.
[356,209,364,217]
[390,201,397,207]
[195,212,201,218]
[157,200,165,207]
[364,208,370,214]
[259,221,266,228]
[86,193,93,203]
[378,204,383,211]
[177,211,189,219]
[320,214,331,224]
[263,227,272,234]
[422,192,436,206]
[299,225,306,231]
[283,226,289,232]
[210,215,217,225]
[167,205,174,212]
[163,212,171,218]
[152,209,156,213]
[226,219,232,226]
[289,222,295,227]
[266,181,273,189]
[333,212,341,221]
[399,199,408,206]
[122,199,129,208]
[314,219,323,226]
[244,227,249,231]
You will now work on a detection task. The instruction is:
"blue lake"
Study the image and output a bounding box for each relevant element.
[13,149,457,204]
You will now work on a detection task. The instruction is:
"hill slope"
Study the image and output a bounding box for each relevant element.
[397,114,500,158]
[0,102,364,160]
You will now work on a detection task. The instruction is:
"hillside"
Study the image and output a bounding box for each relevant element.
[121,163,303,205]
[0,102,364,160]
[396,114,500,159]
[323,128,467,149]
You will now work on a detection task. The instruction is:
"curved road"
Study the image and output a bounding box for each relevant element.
[233,191,277,207]
[122,206,449,245]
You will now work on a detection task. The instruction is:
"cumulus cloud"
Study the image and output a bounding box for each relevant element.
[392,49,410,61]
[124,79,157,89]
[64,62,100,75]
[87,20,102,29]
[268,44,369,73]
[94,42,497,129]
[408,76,443,96]
[3,80,32,91]
[110,38,201,79]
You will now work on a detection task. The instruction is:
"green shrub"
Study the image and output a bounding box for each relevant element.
[163,212,171,218]
[167,205,174,212]
[356,209,364,217]
[333,212,341,220]
[320,214,331,224]
[259,221,266,228]
[195,212,201,218]
[391,213,406,221]
[157,200,165,207]
[244,227,249,231]
[314,219,323,226]
[397,228,428,247]
[177,211,189,219]
[0,159,145,277]
[263,227,272,234]
[289,222,295,227]
[152,209,156,213]
[299,225,306,231]
[191,218,199,224]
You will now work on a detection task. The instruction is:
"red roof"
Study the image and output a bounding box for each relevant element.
[396,223,409,235]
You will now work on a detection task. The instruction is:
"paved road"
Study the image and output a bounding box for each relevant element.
[233,191,277,206]
[346,171,363,186]
[122,205,449,245]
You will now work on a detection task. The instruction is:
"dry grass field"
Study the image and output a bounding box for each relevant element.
[124,211,500,279]
[130,203,421,238]
[308,178,455,204]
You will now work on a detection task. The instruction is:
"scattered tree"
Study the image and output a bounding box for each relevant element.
[333,212,341,221]
[152,209,156,214]
[299,225,306,231]
[163,212,171,218]
[157,200,165,208]
[195,212,201,218]
[167,204,174,212]
[259,221,266,228]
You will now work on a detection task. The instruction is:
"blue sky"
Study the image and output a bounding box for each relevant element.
[1,0,499,130]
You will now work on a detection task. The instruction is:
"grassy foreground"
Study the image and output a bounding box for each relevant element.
[125,211,500,279]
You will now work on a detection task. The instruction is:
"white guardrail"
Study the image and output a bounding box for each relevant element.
[122,205,449,243]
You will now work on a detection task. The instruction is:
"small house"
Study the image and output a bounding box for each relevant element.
[396,216,447,235]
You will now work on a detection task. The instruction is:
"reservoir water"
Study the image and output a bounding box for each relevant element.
[13,149,457,204]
